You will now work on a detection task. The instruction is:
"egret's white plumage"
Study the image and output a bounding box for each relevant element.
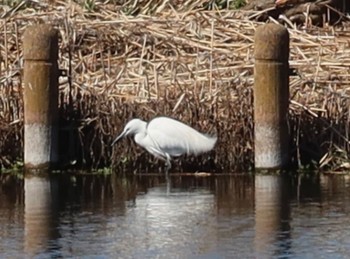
[112,116,217,168]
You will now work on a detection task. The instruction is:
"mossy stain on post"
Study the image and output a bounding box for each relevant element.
[23,25,59,170]
[254,24,290,169]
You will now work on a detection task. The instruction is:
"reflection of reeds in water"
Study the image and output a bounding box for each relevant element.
[0,173,24,208]
[0,2,350,171]
[214,175,255,215]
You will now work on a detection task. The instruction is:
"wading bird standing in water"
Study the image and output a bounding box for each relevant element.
[111,116,217,170]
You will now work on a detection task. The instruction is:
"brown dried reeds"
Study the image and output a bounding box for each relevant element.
[0,1,350,172]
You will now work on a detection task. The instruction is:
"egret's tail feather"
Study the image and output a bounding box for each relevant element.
[190,133,217,155]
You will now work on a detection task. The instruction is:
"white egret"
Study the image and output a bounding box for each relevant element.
[111,116,217,169]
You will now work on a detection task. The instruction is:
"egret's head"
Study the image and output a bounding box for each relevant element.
[111,118,146,146]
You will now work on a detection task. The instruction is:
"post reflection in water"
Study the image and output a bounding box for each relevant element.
[24,174,59,256]
[254,175,291,258]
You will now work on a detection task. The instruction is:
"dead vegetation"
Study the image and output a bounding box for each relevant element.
[245,0,349,26]
[0,1,350,172]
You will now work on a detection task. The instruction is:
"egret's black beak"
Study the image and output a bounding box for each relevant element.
[111,132,125,147]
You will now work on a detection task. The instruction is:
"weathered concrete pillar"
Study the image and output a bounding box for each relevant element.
[254,24,290,169]
[23,25,59,170]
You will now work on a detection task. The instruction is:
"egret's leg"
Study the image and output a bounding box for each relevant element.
[165,153,172,170]
[164,153,171,177]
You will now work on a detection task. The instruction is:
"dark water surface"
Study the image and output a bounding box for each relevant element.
[1,172,350,258]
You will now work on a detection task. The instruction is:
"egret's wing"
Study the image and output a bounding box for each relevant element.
[147,117,217,157]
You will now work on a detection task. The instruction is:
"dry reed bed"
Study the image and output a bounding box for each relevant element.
[0,2,350,171]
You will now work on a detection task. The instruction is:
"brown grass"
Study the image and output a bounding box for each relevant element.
[0,1,349,172]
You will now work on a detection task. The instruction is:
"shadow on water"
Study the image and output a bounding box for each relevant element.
[1,172,350,258]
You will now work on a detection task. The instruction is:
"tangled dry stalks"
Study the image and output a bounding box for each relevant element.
[0,1,350,172]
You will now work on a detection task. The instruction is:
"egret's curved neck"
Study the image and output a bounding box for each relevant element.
[133,121,147,141]
[134,131,147,146]
[135,121,147,134]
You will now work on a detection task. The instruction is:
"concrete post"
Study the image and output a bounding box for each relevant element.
[23,25,59,170]
[254,24,290,169]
